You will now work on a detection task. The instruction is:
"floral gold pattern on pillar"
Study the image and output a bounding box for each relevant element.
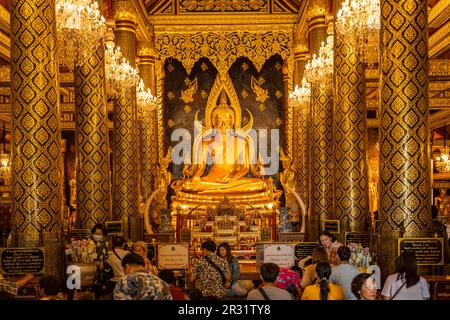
[137,51,158,201]
[379,0,431,279]
[10,0,63,276]
[334,37,369,233]
[75,46,112,228]
[112,2,139,238]
[311,83,333,221]
[292,49,310,223]
[308,19,330,239]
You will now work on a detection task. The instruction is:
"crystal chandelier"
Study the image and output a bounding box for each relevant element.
[304,35,334,85]
[435,124,450,173]
[0,124,10,185]
[336,0,380,66]
[55,0,107,68]
[289,76,310,110]
[136,78,158,116]
[104,29,139,98]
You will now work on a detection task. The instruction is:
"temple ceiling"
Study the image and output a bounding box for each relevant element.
[144,0,302,15]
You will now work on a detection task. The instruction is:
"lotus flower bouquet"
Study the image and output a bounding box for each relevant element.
[348,243,372,269]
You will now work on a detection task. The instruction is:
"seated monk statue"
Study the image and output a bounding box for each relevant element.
[181,90,267,194]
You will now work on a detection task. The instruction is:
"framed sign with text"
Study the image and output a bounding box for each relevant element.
[345,232,371,248]
[321,220,340,234]
[157,243,189,270]
[263,243,295,268]
[398,238,444,265]
[294,242,318,260]
[0,247,45,274]
[105,221,123,236]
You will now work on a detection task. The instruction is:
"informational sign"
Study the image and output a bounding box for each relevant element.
[0,248,45,274]
[157,243,189,270]
[294,242,318,260]
[321,220,340,234]
[105,221,123,236]
[398,238,444,265]
[263,243,295,268]
[278,232,305,242]
[67,229,91,240]
[433,281,450,300]
[345,232,371,248]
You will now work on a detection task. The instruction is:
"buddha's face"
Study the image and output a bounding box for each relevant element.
[213,111,234,134]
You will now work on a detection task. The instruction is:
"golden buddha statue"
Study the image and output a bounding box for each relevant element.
[171,73,280,213]
[180,90,267,194]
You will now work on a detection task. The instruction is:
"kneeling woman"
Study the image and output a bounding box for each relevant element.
[301,262,344,300]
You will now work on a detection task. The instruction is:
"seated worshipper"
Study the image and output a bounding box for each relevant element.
[216,242,250,296]
[351,273,378,300]
[275,266,303,299]
[114,253,172,300]
[133,241,158,274]
[329,246,360,300]
[247,263,292,300]
[107,236,130,281]
[301,262,344,300]
[381,253,430,300]
[39,275,62,300]
[192,240,231,299]
[158,269,186,300]
[300,246,329,289]
[318,231,343,266]
[0,273,34,298]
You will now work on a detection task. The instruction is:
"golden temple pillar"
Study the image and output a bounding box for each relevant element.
[379,0,431,279]
[292,46,311,235]
[10,0,63,277]
[112,0,139,240]
[137,42,158,203]
[293,46,308,87]
[333,3,369,235]
[74,45,112,228]
[309,15,328,57]
[308,16,333,241]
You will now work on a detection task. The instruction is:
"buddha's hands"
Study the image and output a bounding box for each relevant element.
[191,176,201,190]
[217,176,234,183]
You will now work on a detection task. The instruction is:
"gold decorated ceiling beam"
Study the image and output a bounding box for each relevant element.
[429,0,450,28]
[0,5,8,36]
[0,30,9,61]
[150,13,298,32]
[429,19,450,58]
[134,0,154,42]
[430,109,450,129]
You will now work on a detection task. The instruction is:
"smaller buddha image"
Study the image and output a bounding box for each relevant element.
[435,188,450,217]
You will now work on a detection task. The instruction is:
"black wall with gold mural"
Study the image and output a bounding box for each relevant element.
[164,55,285,179]
[228,55,285,144]
[164,58,218,178]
